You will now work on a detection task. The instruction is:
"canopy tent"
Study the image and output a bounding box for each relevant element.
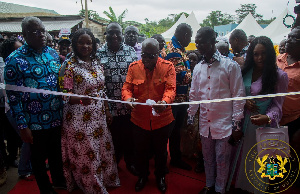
[161,14,186,41]
[256,8,293,44]
[161,11,201,43]
[225,12,263,38]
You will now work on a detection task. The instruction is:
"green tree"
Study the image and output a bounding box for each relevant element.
[79,9,109,22]
[235,4,263,23]
[169,12,189,23]
[258,17,276,25]
[103,6,128,28]
[200,10,234,28]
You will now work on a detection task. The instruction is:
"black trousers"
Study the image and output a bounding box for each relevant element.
[109,114,135,166]
[0,109,6,171]
[169,104,188,161]
[0,107,22,165]
[132,122,172,178]
[286,116,300,139]
[30,126,65,192]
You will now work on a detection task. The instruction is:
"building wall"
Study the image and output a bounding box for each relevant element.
[83,20,106,43]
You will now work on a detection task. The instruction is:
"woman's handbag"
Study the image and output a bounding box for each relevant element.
[256,126,290,158]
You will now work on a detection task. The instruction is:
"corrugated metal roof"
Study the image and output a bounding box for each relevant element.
[0,19,84,32]
[0,1,58,15]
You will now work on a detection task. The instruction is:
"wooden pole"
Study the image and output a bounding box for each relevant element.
[85,0,89,28]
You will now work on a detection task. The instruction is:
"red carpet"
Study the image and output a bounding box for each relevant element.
[8,157,206,194]
[8,157,300,194]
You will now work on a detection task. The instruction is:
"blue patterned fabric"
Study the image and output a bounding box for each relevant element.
[4,43,63,130]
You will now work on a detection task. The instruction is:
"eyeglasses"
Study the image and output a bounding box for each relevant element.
[125,31,138,36]
[28,30,46,37]
[141,52,158,59]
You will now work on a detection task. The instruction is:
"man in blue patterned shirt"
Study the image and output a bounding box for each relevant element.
[4,17,65,194]
[97,22,138,176]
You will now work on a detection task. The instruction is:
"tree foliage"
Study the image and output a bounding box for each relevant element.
[235,4,263,23]
[200,10,234,28]
[257,17,276,25]
[78,8,187,38]
[79,9,109,23]
[103,6,128,28]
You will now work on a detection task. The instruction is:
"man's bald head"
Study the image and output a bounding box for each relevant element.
[124,26,139,47]
[216,41,229,56]
[142,38,159,52]
[142,38,159,71]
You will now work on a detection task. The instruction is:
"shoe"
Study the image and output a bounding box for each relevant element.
[135,177,148,192]
[170,160,192,171]
[199,186,215,194]
[126,164,139,176]
[156,176,167,192]
[19,174,35,181]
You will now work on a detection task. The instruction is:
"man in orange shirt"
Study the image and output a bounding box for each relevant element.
[277,26,300,138]
[122,38,176,192]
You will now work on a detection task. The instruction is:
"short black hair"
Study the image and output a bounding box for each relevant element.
[196,27,216,43]
[151,34,163,39]
[187,50,202,62]
[230,29,247,43]
[95,38,100,44]
[71,28,97,57]
[175,23,192,37]
[106,22,122,33]
[243,36,277,95]
[0,37,21,59]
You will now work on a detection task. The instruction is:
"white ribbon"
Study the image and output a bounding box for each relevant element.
[1,83,300,106]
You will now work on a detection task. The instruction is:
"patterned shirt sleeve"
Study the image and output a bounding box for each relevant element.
[4,56,28,130]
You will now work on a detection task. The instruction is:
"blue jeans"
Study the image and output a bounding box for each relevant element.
[6,109,32,176]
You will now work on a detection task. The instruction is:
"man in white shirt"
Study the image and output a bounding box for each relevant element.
[188,27,245,194]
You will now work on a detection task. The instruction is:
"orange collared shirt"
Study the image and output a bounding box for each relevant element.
[122,57,176,130]
[277,53,300,125]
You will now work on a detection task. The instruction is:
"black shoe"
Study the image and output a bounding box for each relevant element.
[135,177,148,192]
[170,160,192,171]
[199,186,215,194]
[126,164,139,176]
[156,176,167,192]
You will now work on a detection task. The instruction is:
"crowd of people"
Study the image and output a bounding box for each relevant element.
[0,15,299,194]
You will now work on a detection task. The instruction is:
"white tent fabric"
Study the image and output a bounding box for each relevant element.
[162,11,201,43]
[184,12,201,43]
[225,12,263,38]
[257,8,293,44]
[161,14,186,42]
